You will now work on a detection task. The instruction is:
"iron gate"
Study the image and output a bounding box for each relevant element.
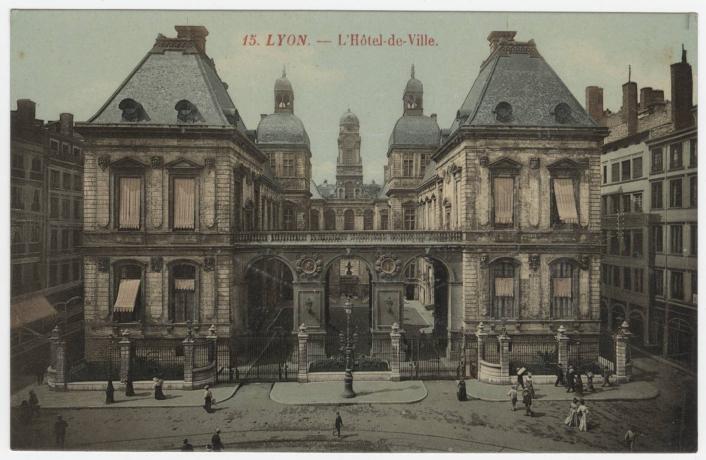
[231,332,298,382]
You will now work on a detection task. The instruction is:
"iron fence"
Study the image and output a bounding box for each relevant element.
[401,332,457,380]
[508,336,557,375]
[69,339,120,382]
[231,333,298,382]
[131,340,185,381]
[568,338,602,373]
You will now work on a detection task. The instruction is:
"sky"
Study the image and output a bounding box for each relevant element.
[10,10,698,185]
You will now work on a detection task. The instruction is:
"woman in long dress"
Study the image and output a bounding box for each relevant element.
[577,399,589,432]
[526,373,535,398]
[564,398,579,427]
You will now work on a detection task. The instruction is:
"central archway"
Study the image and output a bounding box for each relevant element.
[402,256,449,343]
[324,256,373,355]
[244,257,294,334]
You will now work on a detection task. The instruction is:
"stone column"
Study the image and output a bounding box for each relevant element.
[474,322,487,381]
[48,326,67,391]
[498,329,511,382]
[119,329,132,384]
[182,328,195,390]
[614,320,633,383]
[555,325,570,374]
[389,322,401,381]
[297,324,309,383]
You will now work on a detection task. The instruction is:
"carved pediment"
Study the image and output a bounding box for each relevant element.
[110,157,147,170]
[487,157,522,175]
[164,158,204,170]
[547,158,585,176]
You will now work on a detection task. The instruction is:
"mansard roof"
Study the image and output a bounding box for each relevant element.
[89,27,246,130]
[450,32,596,132]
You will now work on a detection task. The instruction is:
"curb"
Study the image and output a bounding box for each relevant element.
[268,382,429,406]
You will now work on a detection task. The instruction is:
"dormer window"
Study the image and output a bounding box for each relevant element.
[553,102,572,124]
[494,102,513,122]
[119,98,150,122]
[175,100,204,123]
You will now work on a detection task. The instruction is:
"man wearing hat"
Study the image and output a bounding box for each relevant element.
[204,385,214,413]
[211,429,224,451]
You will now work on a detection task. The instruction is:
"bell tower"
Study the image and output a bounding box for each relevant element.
[336,109,363,199]
[274,67,294,113]
[403,64,423,115]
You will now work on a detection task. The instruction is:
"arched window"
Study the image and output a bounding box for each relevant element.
[310,209,320,231]
[550,259,579,319]
[363,209,373,230]
[379,209,389,230]
[324,209,336,230]
[170,263,198,323]
[112,262,144,323]
[283,202,296,231]
[490,259,518,319]
[403,203,416,230]
[344,209,355,230]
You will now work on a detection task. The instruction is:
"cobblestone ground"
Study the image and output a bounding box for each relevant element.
[10,355,696,452]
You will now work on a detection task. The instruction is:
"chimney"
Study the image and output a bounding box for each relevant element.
[639,87,653,110]
[622,80,638,136]
[585,86,604,124]
[16,99,36,125]
[59,113,74,135]
[651,89,665,106]
[487,31,517,51]
[175,25,209,54]
[671,45,694,130]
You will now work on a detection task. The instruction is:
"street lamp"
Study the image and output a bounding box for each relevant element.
[342,296,356,398]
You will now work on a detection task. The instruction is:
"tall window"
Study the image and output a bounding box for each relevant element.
[310,210,320,231]
[653,225,664,253]
[550,260,578,319]
[611,195,621,214]
[651,148,663,173]
[634,268,644,293]
[113,263,143,322]
[118,177,142,230]
[670,179,682,208]
[403,205,416,230]
[632,157,643,179]
[622,195,631,214]
[402,157,414,177]
[670,225,683,254]
[420,154,430,176]
[344,182,354,199]
[654,269,664,296]
[689,139,697,168]
[690,224,697,256]
[611,163,620,183]
[63,172,71,190]
[623,267,632,290]
[30,158,42,181]
[11,186,24,210]
[621,160,631,181]
[670,270,684,300]
[493,177,514,226]
[379,209,389,230]
[172,177,196,230]
[610,233,619,255]
[324,209,336,230]
[170,264,197,323]
[283,205,295,231]
[669,143,683,169]
[689,176,697,207]
[651,181,663,209]
[622,232,631,256]
[233,179,242,231]
[343,209,355,230]
[363,209,373,230]
[283,159,295,177]
[632,230,643,257]
[612,264,621,287]
[551,178,578,226]
[602,165,607,184]
[490,260,516,319]
[632,192,643,212]
[50,170,60,189]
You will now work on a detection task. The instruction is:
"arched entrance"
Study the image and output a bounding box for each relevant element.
[244,258,294,334]
[402,256,449,341]
[324,256,373,355]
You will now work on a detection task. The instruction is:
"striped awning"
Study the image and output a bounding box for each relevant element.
[113,279,141,312]
[493,177,514,224]
[174,279,195,291]
[494,277,514,297]
[119,177,141,230]
[553,178,578,224]
[11,295,57,329]
[173,178,195,230]
[553,278,572,298]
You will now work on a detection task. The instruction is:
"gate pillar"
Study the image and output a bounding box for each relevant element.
[555,325,570,374]
[119,329,132,385]
[614,321,633,383]
[390,323,401,381]
[297,324,309,383]
[48,326,67,391]
[497,329,511,383]
[183,328,195,389]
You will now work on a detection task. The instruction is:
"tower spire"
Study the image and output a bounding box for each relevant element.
[411,64,415,79]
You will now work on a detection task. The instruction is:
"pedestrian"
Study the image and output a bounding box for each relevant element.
[153,377,166,400]
[577,399,589,432]
[624,428,639,451]
[566,365,576,393]
[105,379,115,404]
[334,411,343,438]
[522,388,533,416]
[180,438,194,451]
[564,397,579,428]
[554,364,565,387]
[204,385,214,413]
[54,415,68,448]
[28,389,40,417]
[575,371,584,396]
[456,379,467,401]
[526,372,535,398]
[211,429,224,451]
[507,385,518,411]
[516,367,526,389]
[586,371,595,393]
[125,371,135,397]
[602,366,613,387]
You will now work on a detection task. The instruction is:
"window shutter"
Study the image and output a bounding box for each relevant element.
[553,178,578,224]
[494,277,514,297]
[119,177,141,229]
[553,278,572,298]
[493,177,514,224]
[113,279,141,312]
[173,178,196,230]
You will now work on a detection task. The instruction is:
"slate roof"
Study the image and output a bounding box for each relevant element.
[450,34,596,131]
[89,31,245,130]
[603,103,672,145]
[256,112,310,147]
[389,114,441,147]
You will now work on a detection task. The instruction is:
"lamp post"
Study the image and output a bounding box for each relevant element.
[342,296,356,398]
